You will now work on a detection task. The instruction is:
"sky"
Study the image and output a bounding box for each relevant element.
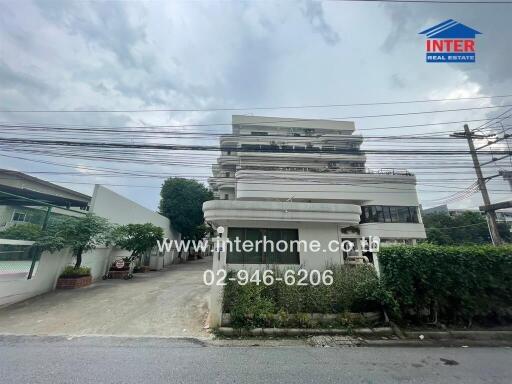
[0,0,511,211]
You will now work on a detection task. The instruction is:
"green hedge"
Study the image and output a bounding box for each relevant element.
[379,244,512,325]
[223,265,388,328]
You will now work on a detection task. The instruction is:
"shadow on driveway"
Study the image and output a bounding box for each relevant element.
[0,257,212,338]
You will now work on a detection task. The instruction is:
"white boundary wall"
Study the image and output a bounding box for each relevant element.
[0,240,73,307]
[90,185,181,267]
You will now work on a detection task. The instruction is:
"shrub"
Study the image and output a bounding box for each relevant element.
[113,223,164,257]
[223,265,388,328]
[379,244,512,326]
[59,266,91,278]
[0,223,42,241]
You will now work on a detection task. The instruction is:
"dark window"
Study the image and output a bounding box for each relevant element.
[226,228,300,264]
[12,212,27,222]
[224,194,229,200]
[250,131,268,136]
[360,206,420,224]
[241,144,261,151]
[390,206,399,222]
[383,206,392,223]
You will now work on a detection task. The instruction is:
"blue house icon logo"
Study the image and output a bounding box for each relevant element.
[419,19,481,63]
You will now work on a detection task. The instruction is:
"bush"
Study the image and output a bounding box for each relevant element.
[0,223,42,241]
[379,244,512,326]
[59,266,91,278]
[223,265,388,328]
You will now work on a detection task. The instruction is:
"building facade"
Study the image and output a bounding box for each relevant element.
[203,115,426,269]
[203,115,426,326]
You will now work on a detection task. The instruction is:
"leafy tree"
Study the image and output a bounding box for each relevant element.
[114,223,164,257]
[159,177,213,240]
[0,223,42,241]
[42,214,113,268]
[423,211,511,245]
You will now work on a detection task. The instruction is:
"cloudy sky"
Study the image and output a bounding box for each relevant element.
[0,0,511,211]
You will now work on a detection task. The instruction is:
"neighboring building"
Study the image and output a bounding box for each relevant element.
[423,203,512,225]
[204,115,426,269]
[0,169,180,274]
[500,170,512,191]
[0,169,90,230]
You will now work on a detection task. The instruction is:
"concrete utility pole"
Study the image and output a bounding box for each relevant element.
[454,124,503,245]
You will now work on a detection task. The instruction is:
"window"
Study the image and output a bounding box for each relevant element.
[250,131,268,136]
[226,228,300,264]
[225,172,230,177]
[360,206,420,224]
[12,212,27,222]
[224,194,229,200]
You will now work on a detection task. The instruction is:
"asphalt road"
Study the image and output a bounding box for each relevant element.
[1,336,511,384]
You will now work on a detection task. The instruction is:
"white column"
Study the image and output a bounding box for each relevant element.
[208,225,228,328]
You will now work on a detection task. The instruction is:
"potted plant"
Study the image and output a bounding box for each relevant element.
[56,266,92,289]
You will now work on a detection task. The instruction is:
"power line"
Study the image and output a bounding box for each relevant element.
[329,0,512,3]
[2,94,512,114]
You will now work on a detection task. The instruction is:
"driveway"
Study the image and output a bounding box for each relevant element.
[0,257,212,338]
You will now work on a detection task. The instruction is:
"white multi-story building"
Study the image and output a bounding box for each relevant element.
[204,114,425,258]
[203,115,426,326]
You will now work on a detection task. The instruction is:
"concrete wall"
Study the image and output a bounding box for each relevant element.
[0,240,73,307]
[81,246,115,281]
[90,185,181,266]
[90,185,175,238]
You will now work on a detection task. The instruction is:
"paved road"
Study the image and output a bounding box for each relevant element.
[1,336,511,384]
[0,258,211,338]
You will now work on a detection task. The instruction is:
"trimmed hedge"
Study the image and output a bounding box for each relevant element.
[223,265,388,328]
[379,244,512,325]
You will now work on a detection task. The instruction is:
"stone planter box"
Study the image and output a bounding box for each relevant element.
[109,270,130,279]
[56,275,92,289]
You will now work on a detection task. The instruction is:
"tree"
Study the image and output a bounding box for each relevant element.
[159,178,213,240]
[423,211,511,245]
[114,223,164,257]
[45,214,113,269]
[0,223,42,241]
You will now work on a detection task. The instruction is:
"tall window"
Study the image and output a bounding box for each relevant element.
[361,206,419,224]
[226,228,300,264]
[12,211,27,222]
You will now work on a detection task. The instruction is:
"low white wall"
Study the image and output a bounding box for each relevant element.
[0,245,72,308]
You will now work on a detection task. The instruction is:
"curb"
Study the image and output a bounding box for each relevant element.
[403,330,512,341]
[216,326,393,337]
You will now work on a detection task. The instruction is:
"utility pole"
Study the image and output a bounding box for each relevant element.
[452,125,503,245]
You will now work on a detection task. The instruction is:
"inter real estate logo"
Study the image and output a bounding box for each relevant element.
[419,19,481,63]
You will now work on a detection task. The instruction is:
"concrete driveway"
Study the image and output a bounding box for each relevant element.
[0,257,212,338]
